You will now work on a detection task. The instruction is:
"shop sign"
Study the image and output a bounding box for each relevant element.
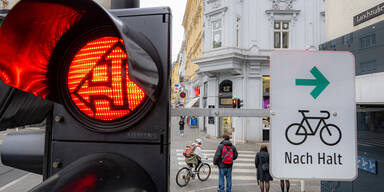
[354,2,384,26]
[195,87,200,96]
[357,156,377,174]
[220,97,232,105]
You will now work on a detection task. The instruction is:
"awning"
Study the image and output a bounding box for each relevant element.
[184,97,200,108]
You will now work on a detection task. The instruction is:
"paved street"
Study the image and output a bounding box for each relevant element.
[0,128,42,192]
[0,119,320,192]
[169,117,321,192]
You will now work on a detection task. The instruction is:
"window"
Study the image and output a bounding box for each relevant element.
[343,33,354,47]
[360,33,376,49]
[212,20,222,48]
[274,21,289,49]
[330,40,336,50]
[236,17,240,48]
[360,60,377,74]
[203,82,208,98]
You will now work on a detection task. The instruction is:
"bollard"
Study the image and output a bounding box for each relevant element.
[301,180,305,192]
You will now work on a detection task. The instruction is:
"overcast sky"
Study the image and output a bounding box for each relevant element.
[140,0,187,62]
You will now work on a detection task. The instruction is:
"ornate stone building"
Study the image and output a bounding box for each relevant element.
[180,0,204,108]
[171,41,186,108]
[192,0,326,142]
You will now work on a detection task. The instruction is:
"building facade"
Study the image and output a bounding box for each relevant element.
[171,61,180,108]
[171,40,187,108]
[191,0,325,142]
[321,1,384,191]
[179,0,204,111]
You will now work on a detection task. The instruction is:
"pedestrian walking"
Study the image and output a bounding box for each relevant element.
[255,144,272,192]
[179,116,185,136]
[213,135,238,192]
[280,180,290,192]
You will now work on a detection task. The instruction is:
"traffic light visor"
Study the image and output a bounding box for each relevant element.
[0,0,161,105]
[0,0,84,98]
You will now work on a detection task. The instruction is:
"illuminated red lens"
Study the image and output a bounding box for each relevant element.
[232,99,237,105]
[67,37,146,121]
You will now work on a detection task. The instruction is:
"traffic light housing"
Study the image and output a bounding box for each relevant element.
[237,98,243,108]
[232,98,237,108]
[0,0,170,191]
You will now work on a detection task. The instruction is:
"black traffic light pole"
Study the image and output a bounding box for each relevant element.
[0,0,170,190]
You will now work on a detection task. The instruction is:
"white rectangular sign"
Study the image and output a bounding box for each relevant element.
[270,51,357,180]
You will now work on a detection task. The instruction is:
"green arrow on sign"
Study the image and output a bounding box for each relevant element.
[295,66,330,99]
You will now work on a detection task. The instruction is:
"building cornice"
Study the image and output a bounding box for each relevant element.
[205,6,228,17]
[265,9,301,23]
[193,51,269,77]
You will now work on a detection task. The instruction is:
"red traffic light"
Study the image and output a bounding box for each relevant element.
[180,92,186,98]
[232,98,237,108]
[67,36,146,121]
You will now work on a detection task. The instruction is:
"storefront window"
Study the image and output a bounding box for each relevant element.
[220,117,232,137]
[262,76,270,141]
[357,106,384,147]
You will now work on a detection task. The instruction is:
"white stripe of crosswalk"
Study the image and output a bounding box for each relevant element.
[193,167,256,174]
[178,162,254,167]
[210,175,256,181]
[175,149,256,154]
[175,149,258,181]
[176,153,256,158]
[177,157,254,162]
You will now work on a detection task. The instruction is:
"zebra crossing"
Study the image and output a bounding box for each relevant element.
[175,149,258,181]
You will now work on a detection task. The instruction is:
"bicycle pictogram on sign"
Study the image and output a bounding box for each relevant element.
[285,110,342,146]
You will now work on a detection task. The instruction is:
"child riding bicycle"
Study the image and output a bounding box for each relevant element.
[183,138,207,175]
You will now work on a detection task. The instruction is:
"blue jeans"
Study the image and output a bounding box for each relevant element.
[218,167,232,192]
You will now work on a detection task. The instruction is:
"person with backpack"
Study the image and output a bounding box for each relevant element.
[213,135,238,192]
[184,138,206,174]
[255,144,272,192]
[179,116,185,136]
[280,180,290,192]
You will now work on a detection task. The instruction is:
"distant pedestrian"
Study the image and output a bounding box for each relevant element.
[179,116,185,136]
[213,135,238,192]
[280,180,290,192]
[255,144,272,192]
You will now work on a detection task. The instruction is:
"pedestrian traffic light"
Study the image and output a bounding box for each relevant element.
[237,98,243,108]
[180,91,186,98]
[0,0,170,191]
[232,98,237,108]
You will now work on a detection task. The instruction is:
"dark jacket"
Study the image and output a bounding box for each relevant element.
[179,120,184,130]
[213,140,238,168]
[255,151,273,181]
